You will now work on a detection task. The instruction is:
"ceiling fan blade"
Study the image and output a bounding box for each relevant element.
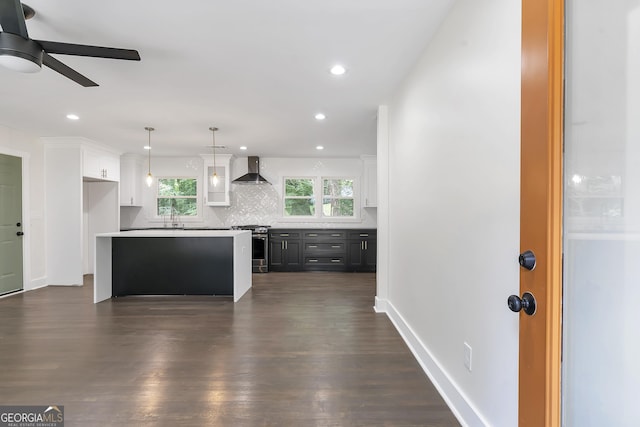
[0,0,29,37]
[42,52,98,87]
[36,40,140,61]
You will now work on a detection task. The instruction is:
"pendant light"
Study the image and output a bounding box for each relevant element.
[209,126,219,187]
[145,126,154,187]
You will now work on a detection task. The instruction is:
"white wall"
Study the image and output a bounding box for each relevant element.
[0,125,46,290]
[121,156,377,229]
[380,0,521,425]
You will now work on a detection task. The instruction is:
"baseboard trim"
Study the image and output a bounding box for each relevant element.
[29,277,47,290]
[373,296,388,313]
[385,301,488,427]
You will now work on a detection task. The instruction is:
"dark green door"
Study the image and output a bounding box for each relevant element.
[0,153,23,295]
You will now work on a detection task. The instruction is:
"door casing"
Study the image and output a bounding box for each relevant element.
[0,152,24,295]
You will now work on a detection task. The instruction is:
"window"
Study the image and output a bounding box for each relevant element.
[322,178,354,217]
[282,176,356,219]
[157,177,198,216]
[284,178,316,216]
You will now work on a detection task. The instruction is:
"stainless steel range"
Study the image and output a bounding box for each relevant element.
[231,225,270,273]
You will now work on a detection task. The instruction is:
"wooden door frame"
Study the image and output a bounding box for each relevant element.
[520,0,564,425]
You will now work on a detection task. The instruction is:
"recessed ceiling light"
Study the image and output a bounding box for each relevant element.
[316,145,324,150]
[330,64,346,75]
[66,113,79,120]
[143,146,151,150]
[315,113,326,120]
[239,146,247,150]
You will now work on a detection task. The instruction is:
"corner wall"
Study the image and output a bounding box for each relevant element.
[381,0,521,425]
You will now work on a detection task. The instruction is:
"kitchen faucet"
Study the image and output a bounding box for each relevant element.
[170,206,180,228]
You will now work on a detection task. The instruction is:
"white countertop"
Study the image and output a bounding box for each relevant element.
[97,230,251,238]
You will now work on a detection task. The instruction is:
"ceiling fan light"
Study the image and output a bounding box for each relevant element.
[0,33,43,73]
[0,53,41,73]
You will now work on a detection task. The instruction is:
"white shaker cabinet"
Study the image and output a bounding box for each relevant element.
[83,147,120,181]
[361,155,377,208]
[119,154,143,206]
[201,154,232,206]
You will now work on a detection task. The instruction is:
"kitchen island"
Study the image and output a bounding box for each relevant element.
[94,229,252,303]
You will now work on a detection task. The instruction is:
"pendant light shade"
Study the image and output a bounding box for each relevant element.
[209,126,219,187]
[145,127,154,187]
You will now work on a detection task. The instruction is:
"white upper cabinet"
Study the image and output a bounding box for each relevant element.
[201,154,232,206]
[83,147,120,182]
[361,155,377,208]
[120,154,143,206]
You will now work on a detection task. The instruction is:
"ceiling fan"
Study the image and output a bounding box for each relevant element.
[0,0,140,87]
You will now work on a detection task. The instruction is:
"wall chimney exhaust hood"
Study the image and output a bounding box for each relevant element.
[232,156,271,184]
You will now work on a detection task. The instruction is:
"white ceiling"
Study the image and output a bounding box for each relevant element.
[0,0,454,158]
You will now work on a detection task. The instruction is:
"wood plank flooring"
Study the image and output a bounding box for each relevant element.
[0,272,460,426]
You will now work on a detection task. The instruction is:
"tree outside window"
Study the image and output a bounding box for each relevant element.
[157,178,198,216]
[322,178,354,217]
[284,178,315,216]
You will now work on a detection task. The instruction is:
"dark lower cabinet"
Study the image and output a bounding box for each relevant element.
[302,230,346,271]
[270,228,376,272]
[269,229,377,272]
[269,230,302,271]
[347,238,377,272]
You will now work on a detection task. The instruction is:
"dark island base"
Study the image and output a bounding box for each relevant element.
[112,237,234,296]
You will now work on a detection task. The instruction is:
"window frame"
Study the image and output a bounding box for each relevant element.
[321,177,356,219]
[282,176,317,218]
[155,175,201,220]
[281,175,359,221]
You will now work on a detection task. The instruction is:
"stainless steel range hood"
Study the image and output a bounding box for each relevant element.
[232,156,271,184]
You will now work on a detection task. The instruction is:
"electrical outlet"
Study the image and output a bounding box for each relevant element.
[464,342,472,372]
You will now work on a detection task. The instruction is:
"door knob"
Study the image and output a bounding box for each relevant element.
[16,222,21,227]
[518,250,536,270]
[507,292,536,315]
[16,231,24,236]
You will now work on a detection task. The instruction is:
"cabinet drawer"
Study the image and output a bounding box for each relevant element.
[304,256,345,266]
[347,230,377,240]
[270,231,301,238]
[304,242,345,253]
[303,231,346,240]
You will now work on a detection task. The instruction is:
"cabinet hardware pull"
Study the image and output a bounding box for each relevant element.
[309,259,318,262]
[331,259,340,263]
[280,233,289,237]
[309,245,318,248]
[365,241,368,250]
[331,233,341,237]
[308,233,318,237]
[285,241,288,250]
[130,197,133,205]
[360,233,368,237]
[361,241,364,250]
[331,245,340,248]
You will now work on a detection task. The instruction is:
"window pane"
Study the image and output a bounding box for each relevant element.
[285,178,314,197]
[157,198,198,216]
[284,198,315,216]
[323,179,354,197]
[322,198,354,217]
[158,178,197,196]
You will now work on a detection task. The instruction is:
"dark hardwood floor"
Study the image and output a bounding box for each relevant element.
[0,272,460,426]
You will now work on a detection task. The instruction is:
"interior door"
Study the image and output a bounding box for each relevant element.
[518,0,564,425]
[0,153,24,295]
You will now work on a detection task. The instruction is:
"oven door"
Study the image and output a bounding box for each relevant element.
[252,234,268,273]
